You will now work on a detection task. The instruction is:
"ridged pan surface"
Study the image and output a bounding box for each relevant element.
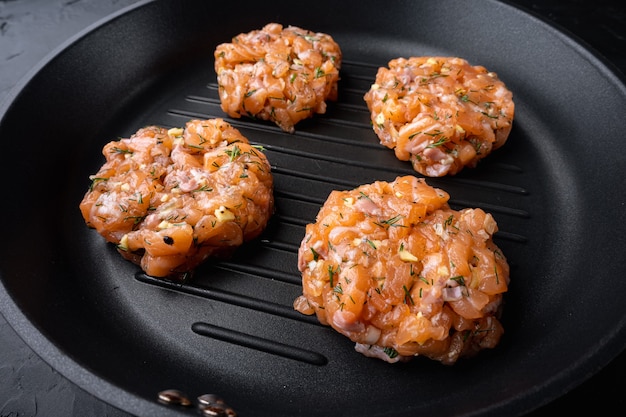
[1,1,625,416]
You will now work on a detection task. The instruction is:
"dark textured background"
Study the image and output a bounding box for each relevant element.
[1,0,625,415]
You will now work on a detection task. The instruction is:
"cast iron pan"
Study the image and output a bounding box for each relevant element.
[1,0,626,416]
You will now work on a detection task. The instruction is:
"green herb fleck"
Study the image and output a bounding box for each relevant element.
[111,147,133,155]
[450,275,466,286]
[426,137,447,148]
[383,347,399,359]
[225,144,241,161]
[403,285,415,305]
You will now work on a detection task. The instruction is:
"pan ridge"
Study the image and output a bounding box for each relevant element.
[191,321,328,365]
[135,273,315,324]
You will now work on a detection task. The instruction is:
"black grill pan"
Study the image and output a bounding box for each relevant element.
[1,1,626,416]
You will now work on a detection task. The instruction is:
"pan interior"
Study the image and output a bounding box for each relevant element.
[1,1,625,416]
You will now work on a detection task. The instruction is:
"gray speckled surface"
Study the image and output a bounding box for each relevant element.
[0,3,139,416]
[1,1,625,416]
[0,0,138,102]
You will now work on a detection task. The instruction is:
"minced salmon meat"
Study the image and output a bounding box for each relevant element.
[294,176,509,364]
[214,23,342,133]
[79,118,274,280]
[363,57,514,177]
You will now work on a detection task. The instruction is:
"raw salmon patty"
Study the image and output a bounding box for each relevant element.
[364,57,515,177]
[294,176,510,364]
[214,23,342,133]
[80,118,274,280]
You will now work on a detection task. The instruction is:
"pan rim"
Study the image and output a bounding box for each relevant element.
[1,1,626,416]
